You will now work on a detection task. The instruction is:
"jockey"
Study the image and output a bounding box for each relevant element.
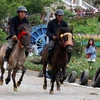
[3,6,31,69]
[46,9,72,64]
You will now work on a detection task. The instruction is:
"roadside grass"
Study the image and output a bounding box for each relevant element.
[24,47,100,80]
[68,50,100,79]
[24,55,42,71]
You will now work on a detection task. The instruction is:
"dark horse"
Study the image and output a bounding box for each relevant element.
[0,24,31,91]
[42,27,73,94]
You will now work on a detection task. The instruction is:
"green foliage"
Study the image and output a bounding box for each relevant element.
[64,10,74,18]
[0,29,6,44]
[67,16,100,34]
[0,0,56,25]
[0,0,8,19]
[68,51,100,79]
[29,14,43,26]
[24,55,42,71]
[25,0,44,14]
[72,40,83,57]
[98,16,100,22]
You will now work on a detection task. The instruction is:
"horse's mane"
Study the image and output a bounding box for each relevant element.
[17,24,29,34]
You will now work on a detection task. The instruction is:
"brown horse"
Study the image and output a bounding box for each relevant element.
[42,27,73,94]
[0,24,31,91]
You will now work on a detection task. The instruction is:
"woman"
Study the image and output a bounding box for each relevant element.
[85,38,96,62]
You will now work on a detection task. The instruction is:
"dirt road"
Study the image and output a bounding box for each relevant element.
[0,70,100,100]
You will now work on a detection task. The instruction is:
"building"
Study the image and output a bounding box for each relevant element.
[62,0,98,12]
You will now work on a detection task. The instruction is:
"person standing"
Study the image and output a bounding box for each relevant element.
[85,38,96,62]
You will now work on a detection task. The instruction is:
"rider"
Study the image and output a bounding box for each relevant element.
[3,6,30,69]
[46,9,72,64]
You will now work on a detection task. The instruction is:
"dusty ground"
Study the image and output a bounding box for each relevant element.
[0,70,100,100]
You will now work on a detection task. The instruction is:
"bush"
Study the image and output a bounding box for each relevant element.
[29,14,43,26]
[0,29,6,44]
[72,40,83,57]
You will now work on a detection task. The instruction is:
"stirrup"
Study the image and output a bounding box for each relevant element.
[3,61,8,70]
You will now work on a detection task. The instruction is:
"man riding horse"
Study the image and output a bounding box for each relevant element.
[3,6,32,69]
[47,9,72,64]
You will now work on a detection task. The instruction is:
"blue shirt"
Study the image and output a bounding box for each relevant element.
[85,46,96,60]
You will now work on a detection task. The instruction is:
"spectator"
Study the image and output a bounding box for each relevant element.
[32,41,38,55]
[49,13,55,21]
[85,38,96,62]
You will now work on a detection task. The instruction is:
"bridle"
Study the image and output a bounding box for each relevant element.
[59,32,73,47]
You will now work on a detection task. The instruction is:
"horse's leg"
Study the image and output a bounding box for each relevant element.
[17,67,26,87]
[49,68,58,94]
[60,67,67,84]
[56,70,61,91]
[12,68,18,92]
[43,62,47,90]
[0,65,5,85]
[5,69,12,84]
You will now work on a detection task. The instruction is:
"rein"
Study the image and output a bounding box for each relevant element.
[17,31,27,48]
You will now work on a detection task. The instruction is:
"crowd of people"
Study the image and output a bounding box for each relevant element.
[72,7,100,17]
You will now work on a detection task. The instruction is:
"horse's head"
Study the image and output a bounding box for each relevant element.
[57,27,73,53]
[17,24,31,51]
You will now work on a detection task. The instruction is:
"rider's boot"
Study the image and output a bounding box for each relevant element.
[3,47,12,69]
[25,50,29,57]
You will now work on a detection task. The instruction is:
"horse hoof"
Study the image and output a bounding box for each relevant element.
[14,88,18,92]
[5,79,9,84]
[43,85,47,90]
[49,90,54,94]
[0,81,3,85]
[57,87,61,91]
[60,83,64,86]
[17,83,20,87]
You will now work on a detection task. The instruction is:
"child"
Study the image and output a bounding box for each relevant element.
[85,38,96,62]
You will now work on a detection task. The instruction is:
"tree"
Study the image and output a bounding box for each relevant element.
[0,0,57,27]
[0,0,8,19]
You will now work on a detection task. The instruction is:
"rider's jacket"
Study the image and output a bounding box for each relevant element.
[46,18,68,41]
[9,16,29,37]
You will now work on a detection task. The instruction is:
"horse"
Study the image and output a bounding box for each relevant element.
[0,24,31,91]
[42,27,73,94]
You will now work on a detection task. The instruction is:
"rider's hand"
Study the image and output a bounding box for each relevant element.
[12,35,17,40]
[52,36,57,40]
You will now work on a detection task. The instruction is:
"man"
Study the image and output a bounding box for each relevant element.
[3,6,30,69]
[46,9,72,64]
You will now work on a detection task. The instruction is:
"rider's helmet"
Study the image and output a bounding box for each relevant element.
[17,6,27,13]
[55,9,64,16]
